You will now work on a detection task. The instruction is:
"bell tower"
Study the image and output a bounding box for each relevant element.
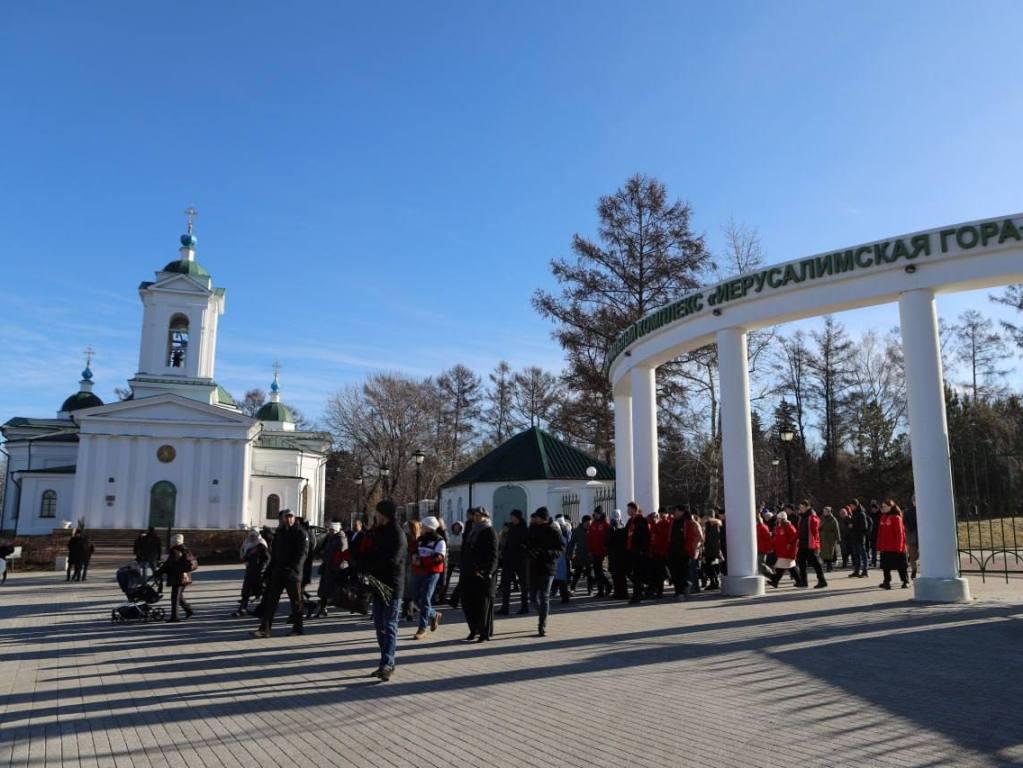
[129,208,229,405]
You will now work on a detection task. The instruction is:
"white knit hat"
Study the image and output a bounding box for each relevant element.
[171,533,184,546]
[420,516,440,531]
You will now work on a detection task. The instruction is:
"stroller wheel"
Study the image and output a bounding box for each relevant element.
[151,607,165,621]
[111,610,118,623]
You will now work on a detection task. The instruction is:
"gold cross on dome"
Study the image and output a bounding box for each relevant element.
[84,346,95,367]
[184,205,198,234]
[272,360,282,377]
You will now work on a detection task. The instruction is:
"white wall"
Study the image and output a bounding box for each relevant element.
[71,433,248,529]
[438,479,613,527]
[15,475,75,535]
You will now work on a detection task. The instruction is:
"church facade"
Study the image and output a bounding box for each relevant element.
[1,225,329,536]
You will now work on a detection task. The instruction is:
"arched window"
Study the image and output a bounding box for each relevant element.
[266,494,280,519]
[39,490,57,518]
[167,313,190,368]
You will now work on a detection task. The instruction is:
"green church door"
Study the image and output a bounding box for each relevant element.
[492,485,527,531]
[149,481,177,529]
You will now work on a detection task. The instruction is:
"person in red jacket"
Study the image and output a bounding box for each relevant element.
[586,508,612,597]
[756,511,774,578]
[796,501,828,589]
[768,511,801,588]
[683,509,704,595]
[877,499,909,589]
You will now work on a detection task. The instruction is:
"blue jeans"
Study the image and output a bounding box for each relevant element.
[686,558,700,591]
[412,572,441,632]
[852,540,868,573]
[372,594,401,669]
[529,575,554,629]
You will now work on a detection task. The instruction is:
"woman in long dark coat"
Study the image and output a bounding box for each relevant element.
[460,507,499,642]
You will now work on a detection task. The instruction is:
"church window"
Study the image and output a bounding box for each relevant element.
[167,314,190,368]
[266,494,280,519]
[40,490,57,518]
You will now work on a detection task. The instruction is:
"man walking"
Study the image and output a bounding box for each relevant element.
[625,502,650,604]
[849,499,870,578]
[796,501,827,589]
[497,509,529,615]
[526,507,564,637]
[361,500,407,680]
[251,508,309,639]
[667,506,689,598]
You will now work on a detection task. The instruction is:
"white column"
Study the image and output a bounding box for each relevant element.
[630,366,659,515]
[613,389,635,513]
[899,289,971,602]
[717,327,764,597]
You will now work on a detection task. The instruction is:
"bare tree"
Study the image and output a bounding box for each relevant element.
[808,316,857,469]
[241,388,267,417]
[511,366,561,430]
[773,330,813,445]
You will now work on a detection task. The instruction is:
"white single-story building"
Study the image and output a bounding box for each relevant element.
[438,427,615,530]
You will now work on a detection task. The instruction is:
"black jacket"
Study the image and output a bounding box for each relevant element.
[464,523,499,578]
[851,506,869,538]
[156,545,193,587]
[364,520,407,593]
[270,524,310,580]
[527,521,564,581]
[134,532,162,563]
[501,522,529,565]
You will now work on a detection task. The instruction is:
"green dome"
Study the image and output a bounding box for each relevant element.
[162,258,210,278]
[256,401,294,423]
[61,391,104,413]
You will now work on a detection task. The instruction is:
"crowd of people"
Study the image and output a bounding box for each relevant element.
[104,493,919,682]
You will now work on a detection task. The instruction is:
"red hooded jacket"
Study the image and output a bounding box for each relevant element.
[650,517,672,558]
[756,523,773,554]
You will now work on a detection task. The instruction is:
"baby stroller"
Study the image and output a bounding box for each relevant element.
[111,561,164,623]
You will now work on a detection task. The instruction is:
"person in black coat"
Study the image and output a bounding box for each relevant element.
[234,528,270,616]
[461,507,499,642]
[67,530,86,583]
[356,500,407,681]
[134,527,162,573]
[252,509,309,638]
[625,502,650,604]
[667,506,689,598]
[497,509,530,615]
[526,507,564,637]
[849,500,870,578]
[608,510,629,599]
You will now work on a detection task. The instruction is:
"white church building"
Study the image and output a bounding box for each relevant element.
[1,223,330,536]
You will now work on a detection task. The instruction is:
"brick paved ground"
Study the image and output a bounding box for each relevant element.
[1,565,1021,768]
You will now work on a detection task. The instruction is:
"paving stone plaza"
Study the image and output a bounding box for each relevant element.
[2,566,1021,767]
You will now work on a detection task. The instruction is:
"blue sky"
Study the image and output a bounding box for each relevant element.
[2,1,1021,421]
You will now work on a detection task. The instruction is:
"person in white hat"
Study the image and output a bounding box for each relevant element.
[410,516,446,640]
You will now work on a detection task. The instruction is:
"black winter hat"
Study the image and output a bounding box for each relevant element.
[531,507,550,522]
[510,509,524,522]
[375,500,397,520]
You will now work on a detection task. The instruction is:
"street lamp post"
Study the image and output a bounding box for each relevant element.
[353,473,363,527]
[413,449,425,518]
[380,463,391,499]
[779,431,795,503]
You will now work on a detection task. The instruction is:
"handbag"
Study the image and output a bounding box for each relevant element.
[179,571,193,586]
